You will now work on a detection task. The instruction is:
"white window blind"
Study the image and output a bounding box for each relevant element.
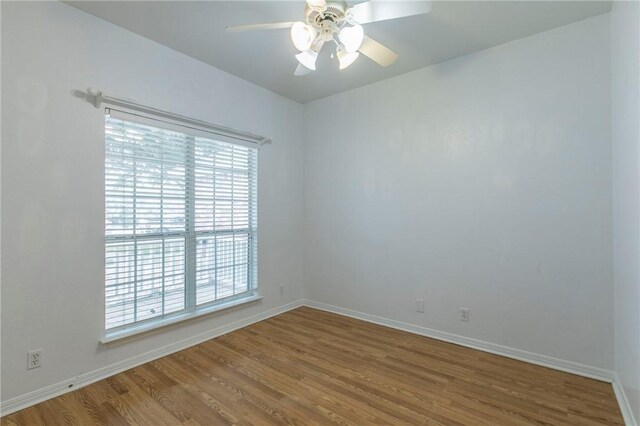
[105,113,258,331]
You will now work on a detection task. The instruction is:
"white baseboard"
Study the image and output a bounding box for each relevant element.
[612,373,639,426]
[0,299,304,417]
[303,299,616,383]
[3,298,633,425]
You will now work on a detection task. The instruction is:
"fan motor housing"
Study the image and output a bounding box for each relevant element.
[306,1,348,35]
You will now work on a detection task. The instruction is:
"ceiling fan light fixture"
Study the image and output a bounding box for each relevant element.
[291,22,316,51]
[337,45,360,70]
[338,24,364,53]
[228,0,428,73]
[295,49,318,71]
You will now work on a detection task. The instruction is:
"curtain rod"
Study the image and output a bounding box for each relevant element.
[84,88,272,146]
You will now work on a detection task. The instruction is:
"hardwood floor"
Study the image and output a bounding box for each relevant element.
[1,307,624,425]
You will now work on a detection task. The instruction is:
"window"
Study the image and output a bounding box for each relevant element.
[105,113,258,333]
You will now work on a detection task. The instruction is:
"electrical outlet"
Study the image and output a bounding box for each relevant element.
[27,349,42,370]
[460,307,470,322]
[279,285,284,295]
[415,299,425,313]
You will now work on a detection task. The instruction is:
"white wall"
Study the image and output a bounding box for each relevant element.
[304,14,613,370]
[1,1,304,402]
[612,0,640,422]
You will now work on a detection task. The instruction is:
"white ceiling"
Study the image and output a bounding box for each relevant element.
[66,1,611,103]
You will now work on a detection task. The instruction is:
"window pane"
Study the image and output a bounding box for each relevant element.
[195,233,251,305]
[195,138,252,232]
[105,118,187,237]
[105,240,136,329]
[105,237,186,329]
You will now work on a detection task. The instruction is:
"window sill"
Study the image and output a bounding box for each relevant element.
[101,293,263,344]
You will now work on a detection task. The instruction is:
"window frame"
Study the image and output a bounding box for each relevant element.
[102,108,260,343]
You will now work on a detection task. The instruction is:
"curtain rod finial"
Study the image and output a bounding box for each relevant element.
[87,88,103,108]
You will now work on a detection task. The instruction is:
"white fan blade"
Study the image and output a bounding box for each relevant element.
[348,1,432,24]
[294,63,312,76]
[307,0,327,11]
[225,22,296,32]
[358,35,398,67]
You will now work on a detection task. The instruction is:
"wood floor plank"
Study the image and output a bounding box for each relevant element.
[1,307,624,425]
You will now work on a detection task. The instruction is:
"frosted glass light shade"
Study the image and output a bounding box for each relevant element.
[295,49,318,71]
[337,46,359,69]
[339,25,364,53]
[291,22,316,52]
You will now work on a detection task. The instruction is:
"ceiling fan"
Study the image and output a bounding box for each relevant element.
[225,0,432,75]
